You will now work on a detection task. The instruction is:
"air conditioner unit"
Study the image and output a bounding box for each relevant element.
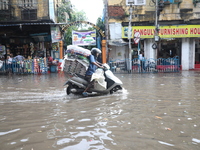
[126,0,146,6]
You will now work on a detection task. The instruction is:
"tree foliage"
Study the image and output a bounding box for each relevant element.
[57,1,105,46]
[96,17,105,37]
[58,1,89,45]
[57,1,73,23]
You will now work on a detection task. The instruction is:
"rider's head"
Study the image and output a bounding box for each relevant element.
[91,48,101,57]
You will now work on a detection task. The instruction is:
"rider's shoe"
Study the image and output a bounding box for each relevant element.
[82,92,88,97]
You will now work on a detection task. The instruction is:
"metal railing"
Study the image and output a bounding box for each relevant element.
[109,57,180,73]
[0,58,48,74]
[0,57,180,75]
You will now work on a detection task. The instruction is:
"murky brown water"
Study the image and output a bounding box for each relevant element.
[0,71,200,150]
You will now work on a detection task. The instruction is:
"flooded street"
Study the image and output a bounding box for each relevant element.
[0,71,200,150]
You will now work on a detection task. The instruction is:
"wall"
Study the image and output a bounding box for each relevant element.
[108,0,200,23]
[109,46,126,61]
[1,0,50,21]
[38,0,49,20]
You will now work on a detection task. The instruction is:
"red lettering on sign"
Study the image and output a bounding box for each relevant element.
[172,29,176,35]
[190,28,200,34]
[139,29,143,35]
[143,29,146,35]
[133,29,139,33]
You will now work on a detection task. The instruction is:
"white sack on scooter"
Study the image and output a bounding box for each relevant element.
[91,68,107,90]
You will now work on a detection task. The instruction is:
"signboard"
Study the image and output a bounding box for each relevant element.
[0,45,6,57]
[72,30,96,46]
[133,32,140,44]
[51,26,62,43]
[122,25,200,38]
[62,21,105,38]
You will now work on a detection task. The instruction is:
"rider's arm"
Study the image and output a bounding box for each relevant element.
[92,61,103,68]
[90,55,103,68]
[96,61,102,66]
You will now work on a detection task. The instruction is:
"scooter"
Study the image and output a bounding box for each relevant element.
[64,64,123,96]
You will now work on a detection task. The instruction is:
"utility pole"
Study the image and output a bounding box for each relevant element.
[155,0,158,31]
[155,0,159,43]
[153,0,160,59]
[128,0,134,73]
[104,0,109,62]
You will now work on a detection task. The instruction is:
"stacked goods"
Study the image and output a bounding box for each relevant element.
[61,45,91,76]
[75,59,88,76]
[62,59,77,73]
[65,45,91,61]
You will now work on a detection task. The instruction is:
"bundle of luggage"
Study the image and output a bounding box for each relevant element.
[61,45,91,77]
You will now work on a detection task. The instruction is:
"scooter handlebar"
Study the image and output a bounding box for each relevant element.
[103,66,108,71]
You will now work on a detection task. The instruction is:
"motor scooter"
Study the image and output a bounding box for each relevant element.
[64,64,123,96]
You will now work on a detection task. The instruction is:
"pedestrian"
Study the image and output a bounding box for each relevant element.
[14,52,25,62]
[14,52,25,73]
[47,55,53,65]
[139,51,145,71]
[82,48,104,96]
[7,54,13,74]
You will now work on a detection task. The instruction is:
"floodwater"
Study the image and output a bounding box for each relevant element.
[0,71,200,150]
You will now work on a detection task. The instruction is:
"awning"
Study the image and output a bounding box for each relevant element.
[0,22,66,27]
[108,39,128,46]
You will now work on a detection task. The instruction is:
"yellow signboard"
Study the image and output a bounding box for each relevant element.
[122,25,200,38]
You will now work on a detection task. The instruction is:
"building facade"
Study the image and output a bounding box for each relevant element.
[105,0,200,70]
[0,0,63,60]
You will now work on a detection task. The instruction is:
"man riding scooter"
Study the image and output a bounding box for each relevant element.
[82,48,104,96]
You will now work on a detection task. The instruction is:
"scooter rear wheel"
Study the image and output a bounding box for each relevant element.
[110,89,114,94]
[66,84,72,95]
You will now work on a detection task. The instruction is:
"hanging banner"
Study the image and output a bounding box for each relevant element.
[51,26,62,43]
[72,30,96,46]
[122,25,200,39]
[0,45,6,57]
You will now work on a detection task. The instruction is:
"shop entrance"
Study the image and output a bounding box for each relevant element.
[195,39,200,69]
[159,39,181,59]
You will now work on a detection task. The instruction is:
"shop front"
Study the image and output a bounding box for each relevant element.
[0,24,63,74]
[121,25,200,70]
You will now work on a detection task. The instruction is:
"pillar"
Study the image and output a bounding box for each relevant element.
[101,40,106,64]
[59,41,63,59]
[144,39,156,59]
[181,38,190,70]
[189,38,195,69]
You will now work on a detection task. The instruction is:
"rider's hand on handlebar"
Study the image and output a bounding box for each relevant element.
[99,65,104,69]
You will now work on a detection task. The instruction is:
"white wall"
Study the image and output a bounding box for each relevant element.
[144,39,156,59]
[109,23,122,40]
[181,38,190,70]
[189,38,195,69]
[109,46,127,61]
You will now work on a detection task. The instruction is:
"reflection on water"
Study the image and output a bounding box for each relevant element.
[0,71,200,150]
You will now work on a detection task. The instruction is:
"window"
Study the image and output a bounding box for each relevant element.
[21,9,37,20]
[19,0,37,20]
[0,0,9,10]
[18,0,37,8]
